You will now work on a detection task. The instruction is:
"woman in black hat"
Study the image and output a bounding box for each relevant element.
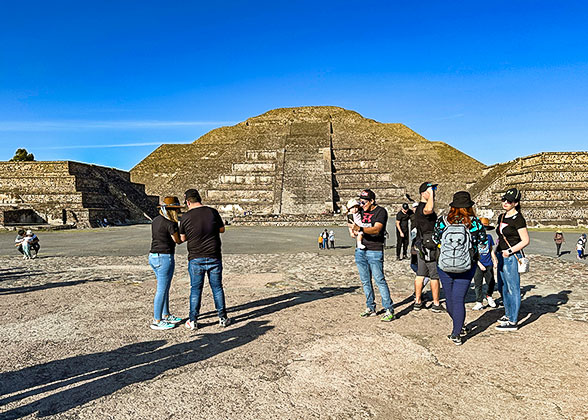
[433,191,488,345]
[148,196,184,330]
[494,187,529,332]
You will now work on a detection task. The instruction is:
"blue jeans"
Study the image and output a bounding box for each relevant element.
[149,253,175,321]
[188,257,227,321]
[438,266,476,337]
[496,253,521,323]
[354,249,393,311]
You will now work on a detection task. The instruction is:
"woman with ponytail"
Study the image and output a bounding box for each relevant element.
[148,196,184,330]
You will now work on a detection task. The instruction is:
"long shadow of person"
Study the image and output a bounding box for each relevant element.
[466,284,537,339]
[0,286,359,418]
[0,321,272,419]
[195,286,359,327]
[517,290,571,328]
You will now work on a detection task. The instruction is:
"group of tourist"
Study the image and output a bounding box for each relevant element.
[148,189,230,331]
[347,184,530,345]
[317,229,335,249]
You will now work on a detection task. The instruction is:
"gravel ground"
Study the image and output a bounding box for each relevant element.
[1,226,587,419]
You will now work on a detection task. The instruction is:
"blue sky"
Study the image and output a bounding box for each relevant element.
[1,1,587,170]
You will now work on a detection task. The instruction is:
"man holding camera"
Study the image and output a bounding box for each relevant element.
[413,182,444,312]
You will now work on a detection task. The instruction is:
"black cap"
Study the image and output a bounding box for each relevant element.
[359,189,376,201]
[449,191,475,208]
[402,203,409,210]
[419,182,438,193]
[502,188,521,203]
[184,188,202,203]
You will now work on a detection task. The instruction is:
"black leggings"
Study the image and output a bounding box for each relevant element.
[473,265,495,302]
[396,230,409,257]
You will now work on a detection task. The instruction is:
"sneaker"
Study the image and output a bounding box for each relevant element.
[447,334,463,346]
[163,314,182,324]
[360,308,377,317]
[396,256,401,261]
[472,302,484,311]
[496,315,509,324]
[413,301,423,311]
[219,316,231,327]
[495,321,518,331]
[486,296,497,308]
[380,309,395,322]
[185,320,198,330]
[150,320,174,330]
[460,325,471,337]
[431,304,445,313]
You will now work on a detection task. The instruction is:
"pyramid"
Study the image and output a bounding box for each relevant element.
[131,106,485,220]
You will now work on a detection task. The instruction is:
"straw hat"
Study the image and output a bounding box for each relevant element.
[158,196,183,209]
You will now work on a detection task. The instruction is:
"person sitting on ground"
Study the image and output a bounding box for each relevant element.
[15,229,40,259]
[347,199,370,250]
[577,233,587,260]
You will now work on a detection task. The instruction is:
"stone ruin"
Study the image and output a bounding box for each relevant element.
[0,161,158,228]
[3,107,584,229]
[131,106,485,224]
[471,152,588,227]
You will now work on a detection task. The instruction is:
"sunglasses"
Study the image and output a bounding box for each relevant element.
[501,198,514,204]
[359,199,369,204]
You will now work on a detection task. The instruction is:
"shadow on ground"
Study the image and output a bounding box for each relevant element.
[0,286,359,419]
[466,288,571,340]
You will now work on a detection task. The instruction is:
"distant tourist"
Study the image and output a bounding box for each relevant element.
[322,229,329,249]
[577,233,587,260]
[15,229,40,259]
[433,191,488,345]
[495,188,530,332]
[148,196,184,330]
[180,189,231,330]
[413,182,444,313]
[318,233,323,249]
[395,203,413,260]
[472,218,498,310]
[554,230,565,257]
[346,198,370,250]
[348,189,395,322]
[329,230,335,249]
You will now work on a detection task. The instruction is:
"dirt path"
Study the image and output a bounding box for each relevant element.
[1,250,587,419]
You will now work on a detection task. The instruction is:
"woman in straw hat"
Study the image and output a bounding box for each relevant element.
[148,196,184,330]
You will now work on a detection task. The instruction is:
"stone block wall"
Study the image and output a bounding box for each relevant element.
[0,161,158,228]
[471,152,588,226]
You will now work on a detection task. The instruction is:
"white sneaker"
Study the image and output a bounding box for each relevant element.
[486,296,497,308]
[472,302,484,311]
[185,320,197,330]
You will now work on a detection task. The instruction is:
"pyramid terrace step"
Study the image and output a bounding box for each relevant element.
[218,175,274,185]
[206,189,274,201]
[335,173,398,183]
[232,162,276,172]
[245,150,278,161]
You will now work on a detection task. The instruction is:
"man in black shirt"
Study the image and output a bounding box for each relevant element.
[179,188,230,330]
[413,182,444,313]
[395,203,413,260]
[349,189,395,322]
